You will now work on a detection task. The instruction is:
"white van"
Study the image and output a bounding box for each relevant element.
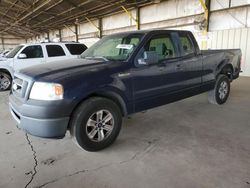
[0,42,87,91]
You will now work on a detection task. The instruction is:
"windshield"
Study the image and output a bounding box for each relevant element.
[6,45,24,58]
[81,33,144,61]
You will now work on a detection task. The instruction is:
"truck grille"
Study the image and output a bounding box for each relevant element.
[12,76,30,99]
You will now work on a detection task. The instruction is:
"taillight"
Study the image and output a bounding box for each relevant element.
[239,56,243,72]
[240,56,243,71]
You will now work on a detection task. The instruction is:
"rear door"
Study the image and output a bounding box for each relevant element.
[65,44,87,57]
[45,44,70,62]
[176,32,203,88]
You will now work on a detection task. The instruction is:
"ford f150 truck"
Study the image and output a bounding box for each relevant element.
[9,30,241,151]
[0,42,87,91]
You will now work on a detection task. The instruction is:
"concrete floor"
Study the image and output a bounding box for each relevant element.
[0,77,250,188]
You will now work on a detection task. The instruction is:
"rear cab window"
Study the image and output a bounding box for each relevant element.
[46,45,65,57]
[178,32,195,56]
[147,34,177,61]
[65,44,87,55]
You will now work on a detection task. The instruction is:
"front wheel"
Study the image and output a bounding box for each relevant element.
[0,72,12,91]
[208,74,230,105]
[70,97,122,151]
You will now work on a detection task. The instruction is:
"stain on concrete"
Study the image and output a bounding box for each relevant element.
[25,171,32,176]
[41,157,56,166]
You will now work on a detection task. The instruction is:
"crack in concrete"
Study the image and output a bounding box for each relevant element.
[36,139,157,188]
[120,139,157,164]
[36,163,112,188]
[24,133,38,188]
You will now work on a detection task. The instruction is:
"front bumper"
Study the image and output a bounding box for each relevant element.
[9,94,70,138]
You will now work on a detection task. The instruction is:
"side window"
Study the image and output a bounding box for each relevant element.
[65,44,87,55]
[136,34,176,66]
[148,35,176,61]
[179,33,195,56]
[46,45,65,57]
[20,45,43,59]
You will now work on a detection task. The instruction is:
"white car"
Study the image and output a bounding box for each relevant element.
[0,50,11,61]
[0,42,87,91]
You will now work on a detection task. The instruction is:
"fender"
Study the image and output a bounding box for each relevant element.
[92,90,129,116]
[215,59,233,78]
[0,65,14,78]
[72,87,130,117]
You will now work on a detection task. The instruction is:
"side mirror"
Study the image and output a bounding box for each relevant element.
[18,53,27,59]
[138,51,159,65]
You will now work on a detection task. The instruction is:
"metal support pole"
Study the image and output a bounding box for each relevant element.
[98,18,103,38]
[47,32,50,42]
[199,0,210,49]
[205,0,211,32]
[58,29,62,42]
[136,7,140,30]
[1,37,4,50]
[199,0,209,33]
[75,24,78,42]
[64,24,78,42]
[85,17,101,38]
[121,6,139,30]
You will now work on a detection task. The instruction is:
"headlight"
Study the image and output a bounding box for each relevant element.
[29,82,64,100]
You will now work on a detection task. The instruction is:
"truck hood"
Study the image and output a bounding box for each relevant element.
[0,58,12,63]
[19,58,109,81]
[0,57,7,61]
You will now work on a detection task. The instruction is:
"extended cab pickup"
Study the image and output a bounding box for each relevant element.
[9,30,241,151]
[0,42,87,91]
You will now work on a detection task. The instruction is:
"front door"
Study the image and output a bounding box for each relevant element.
[131,32,183,112]
[14,45,45,71]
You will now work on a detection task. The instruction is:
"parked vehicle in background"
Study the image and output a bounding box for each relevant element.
[9,30,241,151]
[0,42,87,91]
[0,50,11,60]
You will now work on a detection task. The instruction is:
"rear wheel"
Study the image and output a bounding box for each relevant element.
[70,97,122,151]
[208,74,230,105]
[0,72,12,91]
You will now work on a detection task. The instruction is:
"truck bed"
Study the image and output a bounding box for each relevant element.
[201,49,242,79]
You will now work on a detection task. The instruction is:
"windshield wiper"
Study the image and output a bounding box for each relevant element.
[84,56,109,61]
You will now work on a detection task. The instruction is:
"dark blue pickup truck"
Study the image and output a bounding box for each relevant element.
[9,30,241,151]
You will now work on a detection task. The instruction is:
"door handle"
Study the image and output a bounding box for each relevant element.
[158,64,166,71]
[176,64,182,70]
[159,67,165,71]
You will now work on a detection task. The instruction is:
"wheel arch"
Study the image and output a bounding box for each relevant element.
[0,68,12,78]
[67,90,128,129]
[87,91,128,117]
[0,66,14,78]
[216,60,234,81]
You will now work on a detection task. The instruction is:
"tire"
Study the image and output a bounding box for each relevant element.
[70,97,122,151]
[0,72,12,91]
[208,74,230,105]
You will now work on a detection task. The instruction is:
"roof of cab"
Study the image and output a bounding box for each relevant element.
[19,42,84,46]
[108,29,192,36]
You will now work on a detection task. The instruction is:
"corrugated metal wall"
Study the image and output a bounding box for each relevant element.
[204,28,250,76]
